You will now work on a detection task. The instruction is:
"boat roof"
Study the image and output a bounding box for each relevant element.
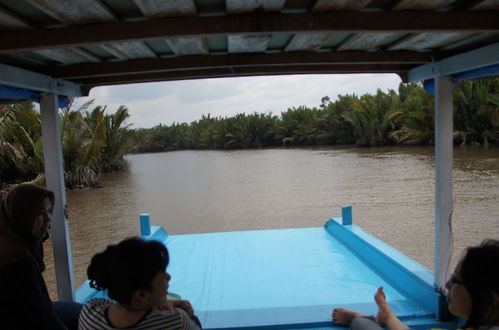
[0,0,498,98]
[76,215,455,329]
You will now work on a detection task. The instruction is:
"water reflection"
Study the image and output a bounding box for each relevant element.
[43,146,499,299]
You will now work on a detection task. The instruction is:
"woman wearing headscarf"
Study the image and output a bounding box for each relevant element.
[0,184,81,329]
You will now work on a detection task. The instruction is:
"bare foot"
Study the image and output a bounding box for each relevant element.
[332,308,363,326]
[374,287,391,325]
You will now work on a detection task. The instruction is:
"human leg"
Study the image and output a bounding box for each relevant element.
[332,308,364,326]
[350,316,384,330]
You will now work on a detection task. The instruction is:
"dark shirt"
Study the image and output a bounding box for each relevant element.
[0,259,67,330]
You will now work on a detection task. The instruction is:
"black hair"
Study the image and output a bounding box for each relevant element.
[460,239,499,328]
[87,237,169,305]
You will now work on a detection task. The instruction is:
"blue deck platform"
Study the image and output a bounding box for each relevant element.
[76,211,457,330]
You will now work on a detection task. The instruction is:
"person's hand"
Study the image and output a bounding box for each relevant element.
[64,204,69,219]
[160,300,194,316]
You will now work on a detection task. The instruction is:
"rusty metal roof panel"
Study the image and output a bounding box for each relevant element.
[284,32,333,51]
[390,32,471,51]
[338,33,402,51]
[312,0,372,11]
[166,37,209,55]
[101,42,157,59]
[207,35,228,53]
[228,34,272,53]
[134,0,197,18]
[0,0,498,90]
[439,33,497,50]
[33,48,101,64]
[392,0,454,10]
[226,0,286,13]
[0,7,32,29]
[26,0,116,24]
[469,0,499,10]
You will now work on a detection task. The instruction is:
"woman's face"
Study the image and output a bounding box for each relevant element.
[147,270,171,308]
[31,197,53,238]
[446,262,472,318]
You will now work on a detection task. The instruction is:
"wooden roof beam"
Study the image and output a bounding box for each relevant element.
[77,63,412,88]
[37,51,433,79]
[0,11,498,53]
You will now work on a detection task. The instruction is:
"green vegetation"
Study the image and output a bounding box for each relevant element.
[1,78,498,190]
[132,79,499,152]
[0,100,133,190]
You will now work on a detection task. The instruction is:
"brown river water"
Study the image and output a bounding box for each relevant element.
[43,146,499,299]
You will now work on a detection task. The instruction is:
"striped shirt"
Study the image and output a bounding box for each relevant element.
[78,298,201,330]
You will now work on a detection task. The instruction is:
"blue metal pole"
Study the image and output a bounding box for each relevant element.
[140,213,151,236]
[342,205,352,225]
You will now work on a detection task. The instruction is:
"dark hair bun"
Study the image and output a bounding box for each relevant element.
[86,237,169,305]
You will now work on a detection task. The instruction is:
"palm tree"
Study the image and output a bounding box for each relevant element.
[390,83,435,145]
[101,105,133,171]
[0,103,42,183]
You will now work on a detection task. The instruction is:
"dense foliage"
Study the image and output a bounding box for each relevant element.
[1,79,498,190]
[0,100,133,189]
[132,79,499,153]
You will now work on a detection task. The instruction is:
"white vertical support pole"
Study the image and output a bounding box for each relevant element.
[434,76,453,293]
[40,93,75,301]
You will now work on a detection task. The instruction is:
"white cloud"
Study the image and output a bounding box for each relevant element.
[74,74,401,128]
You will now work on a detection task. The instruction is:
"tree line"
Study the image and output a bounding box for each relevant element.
[133,79,499,152]
[0,100,133,190]
[1,78,498,191]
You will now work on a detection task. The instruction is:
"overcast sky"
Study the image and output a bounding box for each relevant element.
[75,73,402,129]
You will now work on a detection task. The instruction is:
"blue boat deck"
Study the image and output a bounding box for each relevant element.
[76,214,456,329]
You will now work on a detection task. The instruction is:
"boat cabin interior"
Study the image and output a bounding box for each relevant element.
[0,0,498,328]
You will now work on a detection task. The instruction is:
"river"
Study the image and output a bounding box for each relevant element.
[43,146,499,299]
